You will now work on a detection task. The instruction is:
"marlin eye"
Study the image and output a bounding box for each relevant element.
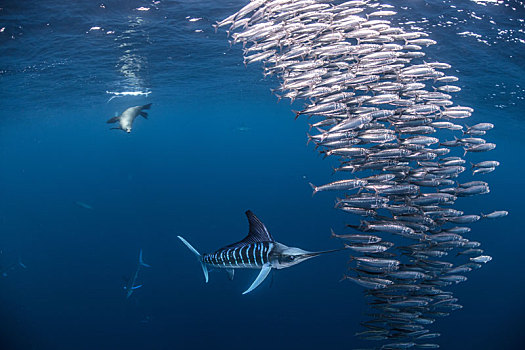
[289,256,295,261]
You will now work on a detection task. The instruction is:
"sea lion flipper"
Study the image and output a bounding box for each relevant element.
[140,112,148,119]
[141,103,152,110]
[106,116,119,124]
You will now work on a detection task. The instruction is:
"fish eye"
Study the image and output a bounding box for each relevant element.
[278,255,296,263]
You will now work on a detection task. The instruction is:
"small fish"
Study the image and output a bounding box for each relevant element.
[473,167,496,175]
[457,249,484,256]
[481,210,508,219]
[470,255,492,263]
[330,229,382,244]
[341,275,392,289]
[472,161,500,168]
[310,179,367,196]
[445,215,480,224]
[388,271,429,280]
[463,143,496,156]
[344,243,390,253]
[467,122,493,131]
[75,201,93,210]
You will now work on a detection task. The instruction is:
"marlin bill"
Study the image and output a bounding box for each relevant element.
[178,210,344,294]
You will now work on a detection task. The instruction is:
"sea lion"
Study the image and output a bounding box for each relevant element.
[107,103,152,133]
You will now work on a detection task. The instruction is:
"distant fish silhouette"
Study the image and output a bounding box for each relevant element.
[1,257,27,277]
[75,201,93,210]
[124,249,151,299]
[234,124,252,132]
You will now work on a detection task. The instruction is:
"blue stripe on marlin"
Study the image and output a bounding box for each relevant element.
[178,210,344,294]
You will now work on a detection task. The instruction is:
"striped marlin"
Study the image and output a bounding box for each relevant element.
[178,210,343,295]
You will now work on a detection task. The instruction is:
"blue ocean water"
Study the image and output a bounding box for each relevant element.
[1,0,524,349]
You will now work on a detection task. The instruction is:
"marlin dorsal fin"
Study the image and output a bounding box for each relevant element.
[245,210,274,243]
[224,211,274,249]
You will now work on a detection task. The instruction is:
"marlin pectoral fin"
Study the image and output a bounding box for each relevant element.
[226,269,235,281]
[131,284,143,290]
[242,264,271,295]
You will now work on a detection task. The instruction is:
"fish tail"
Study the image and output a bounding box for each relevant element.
[360,220,370,231]
[309,182,318,196]
[177,236,209,283]
[139,249,151,268]
[306,133,312,145]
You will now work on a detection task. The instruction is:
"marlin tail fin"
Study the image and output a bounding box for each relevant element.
[177,236,209,283]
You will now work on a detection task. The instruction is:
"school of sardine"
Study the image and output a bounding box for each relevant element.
[216,0,507,348]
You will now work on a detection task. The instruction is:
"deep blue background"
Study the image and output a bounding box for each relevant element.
[0,1,524,349]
